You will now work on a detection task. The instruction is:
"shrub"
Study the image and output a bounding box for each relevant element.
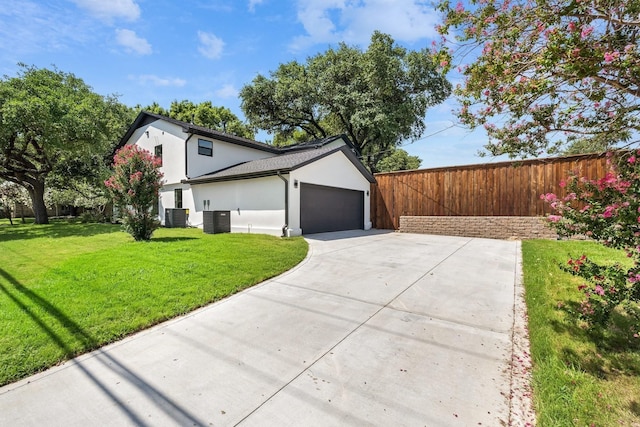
[544,150,640,335]
[105,145,163,241]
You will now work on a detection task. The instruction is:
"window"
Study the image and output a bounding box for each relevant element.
[154,144,162,166]
[174,189,183,209]
[198,139,213,156]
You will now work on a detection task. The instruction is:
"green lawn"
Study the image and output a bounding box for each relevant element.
[0,221,308,386]
[522,240,640,426]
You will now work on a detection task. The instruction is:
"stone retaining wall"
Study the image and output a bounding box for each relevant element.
[399,216,558,240]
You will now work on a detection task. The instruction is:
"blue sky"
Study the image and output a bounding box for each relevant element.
[0,0,500,168]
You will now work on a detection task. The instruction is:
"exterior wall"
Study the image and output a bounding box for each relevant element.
[129,119,279,225]
[130,120,187,186]
[289,151,372,234]
[186,137,276,179]
[399,216,558,240]
[158,182,193,226]
[189,176,285,236]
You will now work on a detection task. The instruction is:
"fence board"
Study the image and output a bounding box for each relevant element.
[371,152,610,229]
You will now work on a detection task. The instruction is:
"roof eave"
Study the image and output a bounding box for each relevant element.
[183,169,292,185]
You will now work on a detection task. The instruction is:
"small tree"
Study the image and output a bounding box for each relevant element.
[376,148,422,172]
[105,145,163,241]
[543,150,640,334]
[0,181,29,225]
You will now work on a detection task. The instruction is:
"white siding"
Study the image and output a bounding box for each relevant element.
[189,176,286,236]
[187,137,277,179]
[129,121,187,186]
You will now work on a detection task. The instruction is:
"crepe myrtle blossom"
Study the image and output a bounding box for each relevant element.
[542,150,640,330]
[105,145,164,241]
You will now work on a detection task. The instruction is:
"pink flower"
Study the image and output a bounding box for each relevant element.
[548,215,561,223]
[602,205,616,218]
[594,285,605,296]
[567,22,576,31]
[604,51,620,63]
[455,1,464,12]
[629,155,636,164]
[581,26,594,38]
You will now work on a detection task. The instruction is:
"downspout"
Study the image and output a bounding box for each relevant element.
[184,133,195,178]
[277,171,289,237]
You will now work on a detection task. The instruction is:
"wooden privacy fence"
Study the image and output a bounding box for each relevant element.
[371,152,609,230]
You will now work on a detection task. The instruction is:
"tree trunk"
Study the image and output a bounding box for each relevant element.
[27,180,49,224]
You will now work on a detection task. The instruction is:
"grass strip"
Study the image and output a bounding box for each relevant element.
[522,240,640,426]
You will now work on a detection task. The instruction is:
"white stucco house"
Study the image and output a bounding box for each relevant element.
[118,112,376,236]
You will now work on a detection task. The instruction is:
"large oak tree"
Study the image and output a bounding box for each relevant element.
[437,0,640,158]
[240,31,451,171]
[0,65,130,224]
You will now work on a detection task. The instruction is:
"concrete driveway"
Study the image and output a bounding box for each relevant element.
[0,230,533,426]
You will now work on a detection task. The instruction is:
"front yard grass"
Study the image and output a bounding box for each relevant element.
[522,240,640,426]
[0,221,308,386]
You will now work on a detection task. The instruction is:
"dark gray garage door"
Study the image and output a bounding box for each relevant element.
[300,183,364,234]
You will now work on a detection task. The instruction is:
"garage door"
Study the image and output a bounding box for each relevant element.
[300,183,364,234]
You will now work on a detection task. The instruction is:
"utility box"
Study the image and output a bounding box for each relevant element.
[203,210,231,234]
[165,208,187,228]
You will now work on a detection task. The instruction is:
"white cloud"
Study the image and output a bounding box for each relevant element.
[198,31,225,59]
[131,74,187,87]
[115,29,152,55]
[215,84,238,98]
[0,1,95,55]
[290,0,440,51]
[71,0,141,22]
[248,0,264,12]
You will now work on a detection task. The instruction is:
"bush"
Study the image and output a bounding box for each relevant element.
[105,145,163,241]
[544,151,640,335]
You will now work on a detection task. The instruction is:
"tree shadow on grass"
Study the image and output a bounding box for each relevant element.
[0,268,207,426]
[0,221,122,242]
[150,236,198,242]
[552,300,640,378]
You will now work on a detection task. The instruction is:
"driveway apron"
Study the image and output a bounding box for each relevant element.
[0,230,526,426]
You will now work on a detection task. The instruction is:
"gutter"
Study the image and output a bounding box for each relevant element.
[184,133,195,178]
[276,171,289,237]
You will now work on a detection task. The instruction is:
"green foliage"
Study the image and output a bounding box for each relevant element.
[142,100,254,139]
[375,148,422,172]
[240,31,451,171]
[542,150,640,330]
[104,145,163,241]
[0,64,132,224]
[0,222,308,386]
[437,0,640,158]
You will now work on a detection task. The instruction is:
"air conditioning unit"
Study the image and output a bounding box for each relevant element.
[165,208,187,228]
[203,210,231,234]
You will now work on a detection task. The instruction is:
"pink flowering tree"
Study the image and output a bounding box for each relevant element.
[436,0,640,158]
[543,150,640,331]
[104,145,163,241]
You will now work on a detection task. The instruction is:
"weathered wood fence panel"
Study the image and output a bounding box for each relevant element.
[371,152,609,230]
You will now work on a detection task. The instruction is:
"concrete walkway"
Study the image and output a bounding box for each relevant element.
[0,230,532,426]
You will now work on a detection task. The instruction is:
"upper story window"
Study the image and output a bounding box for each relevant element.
[198,139,213,157]
[154,144,162,166]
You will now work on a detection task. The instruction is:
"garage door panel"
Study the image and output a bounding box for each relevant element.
[300,183,364,234]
